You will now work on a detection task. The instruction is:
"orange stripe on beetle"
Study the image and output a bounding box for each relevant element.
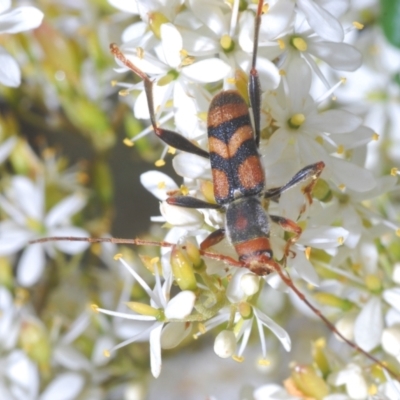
[212,169,230,200]
[234,237,272,260]
[208,91,249,128]
[238,156,265,189]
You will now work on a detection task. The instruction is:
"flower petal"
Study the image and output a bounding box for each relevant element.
[354,296,383,352]
[0,222,31,255]
[165,290,195,319]
[0,136,16,163]
[253,308,291,351]
[149,323,163,378]
[12,176,43,220]
[298,226,349,249]
[45,194,86,228]
[328,158,376,192]
[40,372,85,400]
[161,23,182,69]
[140,170,178,200]
[308,42,362,71]
[160,202,203,229]
[161,322,192,349]
[17,245,45,287]
[0,49,20,87]
[260,0,295,40]
[172,152,211,179]
[0,7,43,34]
[306,110,362,134]
[182,58,230,83]
[383,288,400,313]
[297,0,344,42]
[108,0,139,13]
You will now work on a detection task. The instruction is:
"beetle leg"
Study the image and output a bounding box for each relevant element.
[248,0,264,148]
[264,161,325,203]
[166,196,221,209]
[200,228,226,251]
[110,44,209,159]
[270,214,302,259]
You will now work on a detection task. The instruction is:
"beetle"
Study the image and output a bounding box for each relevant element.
[31,0,400,381]
[109,0,325,276]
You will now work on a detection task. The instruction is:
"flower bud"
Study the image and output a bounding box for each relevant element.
[311,338,330,377]
[185,239,203,269]
[240,273,260,296]
[170,246,197,291]
[19,318,51,371]
[148,12,169,39]
[291,364,328,400]
[314,292,353,311]
[334,314,355,342]
[126,302,161,318]
[312,179,332,202]
[214,330,237,359]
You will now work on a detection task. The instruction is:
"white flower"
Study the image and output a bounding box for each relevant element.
[214,330,236,358]
[97,256,195,378]
[0,1,43,87]
[263,57,376,193]
[0,176,88,286]
[328,363,368,400]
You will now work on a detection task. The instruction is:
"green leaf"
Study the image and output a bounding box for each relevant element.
[381,0,400,48]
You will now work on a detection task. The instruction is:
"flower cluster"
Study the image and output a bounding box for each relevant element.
[0,0,399,398]
[104,0,400,398]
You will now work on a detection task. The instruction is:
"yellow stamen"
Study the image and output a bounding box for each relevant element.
[198,323,207,334]
[305,247,311,260]
[168,146,176,154]
[314,337,326,348]
[118,89,130,97]
[289,113,305,128]
[137,47,144,59]
[233,355,244,363]
[337,236,344,245]
[103,350,111,358]
[181,56,195,66]
[114,253,123,260]
[353,21,364,30]
[180,185,189,196]
[368,384,377,395]
[91,304,99,313]
[157,181,166,189]
[258,358,271,366]
[336,145,344,154]
[338,184,346,191]
[396,228,400,237]
[150,257,160,264]
[227,77,236,85]
[372,133,379,141]
[391,167,398,176]
[277,39,285,49]
[292,37,307,51]
[220,34,234,51]
[123,138,134,147]
[155,159,166,167]
[111,80,117,87]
